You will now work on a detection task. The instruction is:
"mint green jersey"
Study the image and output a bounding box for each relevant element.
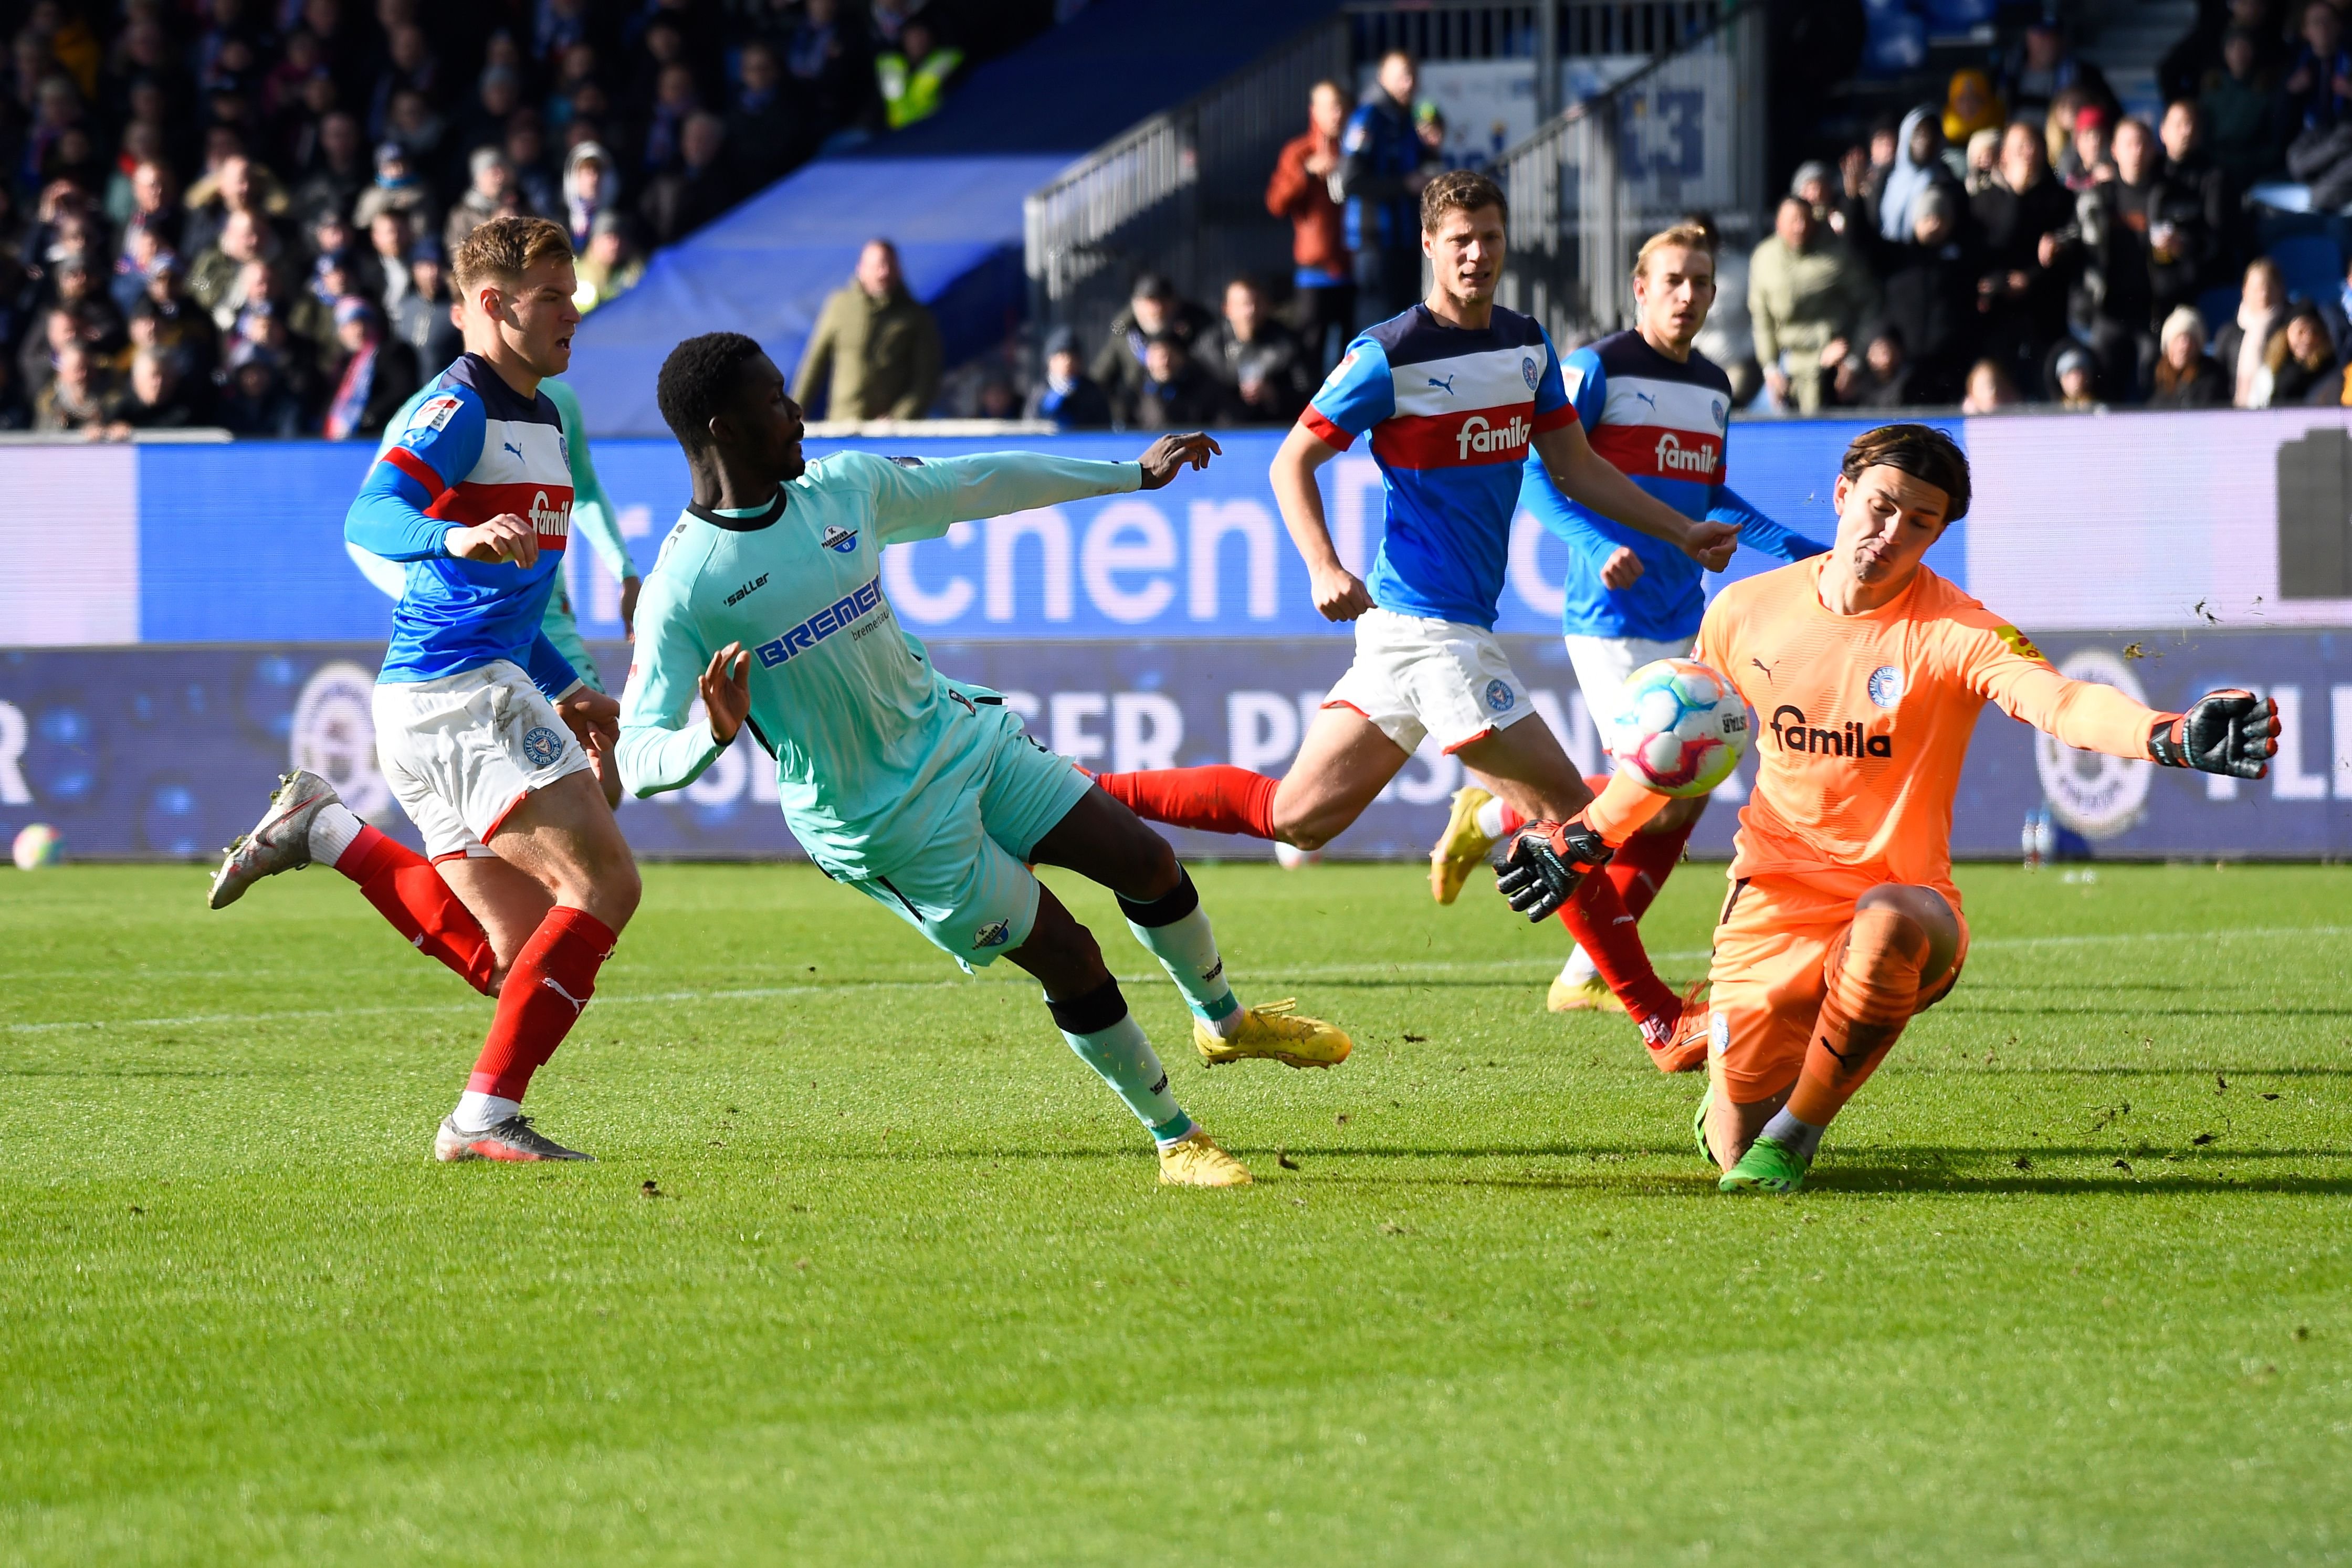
[615,449,1142,876]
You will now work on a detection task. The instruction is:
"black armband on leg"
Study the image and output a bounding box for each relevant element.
[1116,868,1199,929]
[1045,976,1129,1035]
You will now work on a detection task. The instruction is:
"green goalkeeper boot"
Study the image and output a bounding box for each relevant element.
[1719,1134,1810,1194]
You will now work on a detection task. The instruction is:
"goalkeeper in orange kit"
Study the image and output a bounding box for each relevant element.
[1491,424,2280,1193]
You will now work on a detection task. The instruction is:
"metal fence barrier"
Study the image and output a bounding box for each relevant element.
[1496,1,1766,346]
[1022,0,1761,367]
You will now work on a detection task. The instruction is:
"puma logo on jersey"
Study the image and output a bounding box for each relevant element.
[1426,374,1457,395]
[1769,703,1893,759]
[821,524,859,554]
[1751,657,1777,684]
[502,441,524,461]
[724,573,769,606]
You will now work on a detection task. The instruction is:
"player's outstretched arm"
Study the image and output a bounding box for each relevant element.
[1708,486,1829,563]
[858,446,1175,546]
[615,582,742,798]
[1270,421,1372,621]
[1532,421,1738,571]
[1968,622,2280,775]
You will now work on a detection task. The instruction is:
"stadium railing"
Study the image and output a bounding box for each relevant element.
[1022,0,1753,362]
[1494,0,1766,345]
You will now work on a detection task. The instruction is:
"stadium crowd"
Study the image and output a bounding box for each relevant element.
[1026,5,2352,432]
[0,0,1037,437]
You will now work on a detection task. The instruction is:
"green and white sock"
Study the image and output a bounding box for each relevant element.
[1119,869,1244,1038]
[1047,978,1193,1146]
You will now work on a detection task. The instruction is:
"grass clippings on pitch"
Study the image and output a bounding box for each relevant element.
[3,860,2348,1565]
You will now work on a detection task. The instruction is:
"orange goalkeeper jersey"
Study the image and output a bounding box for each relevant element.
[1694,560,2156,907]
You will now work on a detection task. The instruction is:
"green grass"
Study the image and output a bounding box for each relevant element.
[4,859,2349,1565]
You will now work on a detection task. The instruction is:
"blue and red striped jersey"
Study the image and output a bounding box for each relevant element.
[1521,330,1826,641]
[346,353,580,689]
[1303,303,1576,629]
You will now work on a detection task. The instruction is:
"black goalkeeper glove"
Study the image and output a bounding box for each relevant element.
[1490,818,1613,923]
[2147,689,2279,779]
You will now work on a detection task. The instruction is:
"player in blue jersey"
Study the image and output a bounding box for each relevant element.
[1430,220,1832,1026]
[615,334,1353,1188]
[1096,170,1742,1067]
[206,217,637,1164]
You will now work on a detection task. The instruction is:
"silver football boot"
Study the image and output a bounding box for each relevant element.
[206,769,344,910]
[434,1114,596,1163]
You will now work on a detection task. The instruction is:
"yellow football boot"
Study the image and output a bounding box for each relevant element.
[1194,999,1352,1069]
[1428,785,1497,904]
[1158,1127,1252,1187]
[1547,972,1628,1014]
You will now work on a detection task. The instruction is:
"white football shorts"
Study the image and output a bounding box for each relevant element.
[1562,632,1696,759]
[373,660,594,860]
[1323,607,1538,755]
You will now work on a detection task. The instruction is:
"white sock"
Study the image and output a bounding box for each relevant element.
[1758,1106,1825,1162]
[1558,947,1599,986]
[1474,795,1509,839]
[453,1091,521,1132]
[307,801,365,868]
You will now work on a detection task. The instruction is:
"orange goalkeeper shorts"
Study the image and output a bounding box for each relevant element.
[1703,875,1971,1103]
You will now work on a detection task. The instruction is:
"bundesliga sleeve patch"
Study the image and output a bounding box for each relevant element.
[403,395,462,441]
[1992,625,2047,663]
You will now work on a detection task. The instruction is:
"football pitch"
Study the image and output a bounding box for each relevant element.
[4,858,2348,1564]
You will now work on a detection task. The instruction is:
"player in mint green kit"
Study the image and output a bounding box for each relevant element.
[616,333,1354,1188]
[354,375,640,690]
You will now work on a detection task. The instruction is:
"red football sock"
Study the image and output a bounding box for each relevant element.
[336,825,496,995]
[1608,815,1697,920]
[467,906,616,1100]
[1557,876,1679,1034]
[1094,765,1279,839]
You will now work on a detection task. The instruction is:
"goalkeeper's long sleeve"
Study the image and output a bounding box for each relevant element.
[1967,629,2156,760]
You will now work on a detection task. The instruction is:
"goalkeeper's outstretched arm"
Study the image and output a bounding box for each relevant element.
[1968,625,2280,777]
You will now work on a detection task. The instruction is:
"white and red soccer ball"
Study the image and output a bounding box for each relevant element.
[1602,658,1749,798]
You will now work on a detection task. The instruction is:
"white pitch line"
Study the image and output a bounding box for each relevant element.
[6,925,2346,1036]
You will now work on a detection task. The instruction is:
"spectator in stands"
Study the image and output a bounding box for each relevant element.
[2282,0,2352,206]
[1267,78,1353,373]
[130,256,218,386]
[393,236,461,370]
[2160,98,2242,280]
[367,209,412,312]
[322,296,416,438]
[2201,26,2283,186]
[639,112,735,245]
[2060,104,2115,190]
[1960,356,2020,413]
[186,209,271,327]
[878,17,962,131]
[2259,301,2340,404]
[1944,69,2004,149]
[214,341,304,436]
[2161,0,2280,106]
[573,212,644,315]
[2052,343,2099,408]
[1874,184,1980,404]
[34,341,118,433]
[1751,194,1878,412]
[2148,304,2227,407]
[1024,325,1112,429]
[1340,50,1429,326]
[792,237,942,421]
[504,112,561,220]
[1129,331,1230,429]
[1835,324,1912,407]
[786,0,878,148]
[727,40,796,192]
[1843,114,1900,237]
[182,154,284,263]
[1998,15,2116,127]
[1965,129,2002,194]
[1789,159,1842,233]
[293,111,369,228]
[353,141,430,232]
[2217,255,2289,405]
[2109,117,2215,327]
[113,345,207,432]
[1203,275,1310,425]
[1877,106,1961,241]
[1684,209,1758,406]
[445,149,523,256]
[1091,272,1213,419]
[1973,121,2073,397]
[563,143,619,251]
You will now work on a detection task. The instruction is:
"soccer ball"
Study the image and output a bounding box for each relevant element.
[12,823,62,870]
[1601,658,1750,798]
[1273,840,1322,868]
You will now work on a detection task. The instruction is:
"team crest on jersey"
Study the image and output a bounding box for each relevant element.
[1711,398,1727,428]
[521,726,565,767]
[821,524,859,553]
[1485,679,1516,713]
[1867,665,1904,708]
[1520,355,1539,390]
[1708,1011,1729,1057]
[973,918,1011,949]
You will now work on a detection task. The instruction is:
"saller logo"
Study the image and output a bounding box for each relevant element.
[1770,703,1892,758]
[1653,432,1720,475]
[1456,414,1529,459]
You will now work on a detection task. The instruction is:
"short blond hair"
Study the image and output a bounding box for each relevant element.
[452,215,573,296]
[1633,223,1716,279]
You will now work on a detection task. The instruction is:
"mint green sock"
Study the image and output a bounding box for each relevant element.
[1118,871,1241,1025]
[1048,981,1193,1146]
